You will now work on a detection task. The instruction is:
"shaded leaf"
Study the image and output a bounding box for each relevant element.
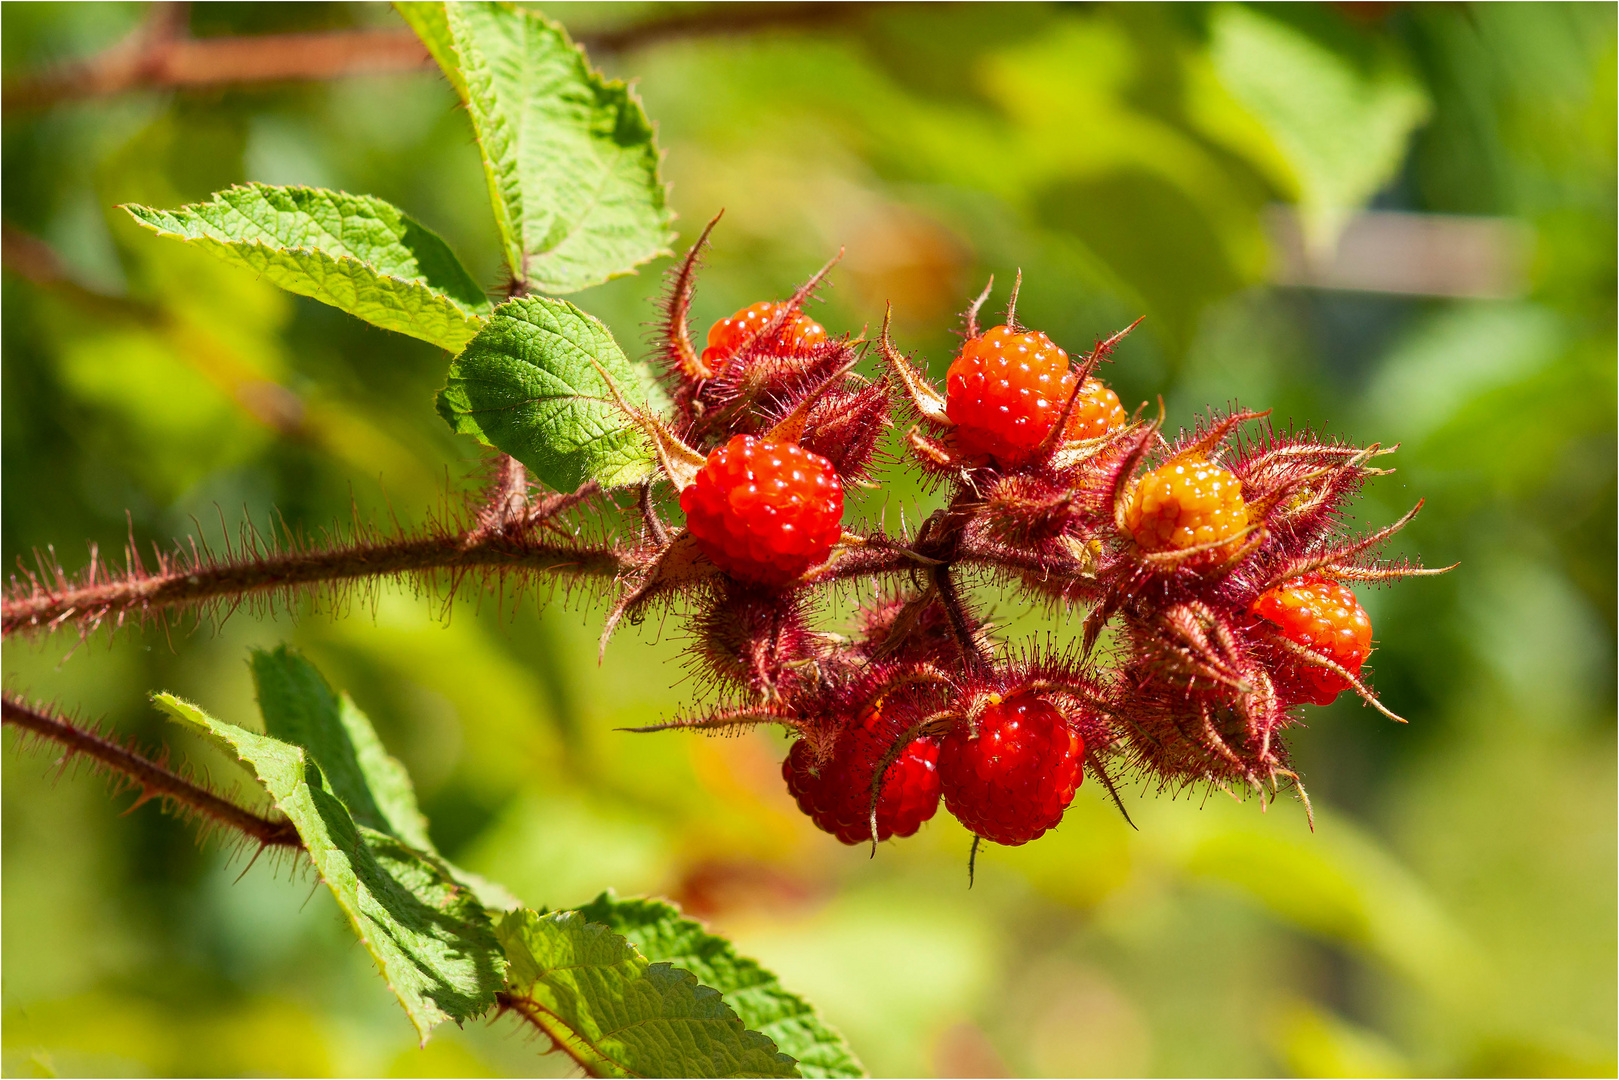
[437,295,655,491]
[577,893,864,1078]
[498,908,800,1078]
[154,692,506,1041]
[124,184,490,351]
[404,0,675,292]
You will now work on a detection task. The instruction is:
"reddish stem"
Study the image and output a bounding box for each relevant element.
[3,516,630,639]
[2,695,301,848]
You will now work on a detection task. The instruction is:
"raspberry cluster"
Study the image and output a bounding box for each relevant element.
[616,227,1441,862]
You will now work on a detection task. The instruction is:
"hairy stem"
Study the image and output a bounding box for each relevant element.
[2,695,301,848]
[3,510,631,639]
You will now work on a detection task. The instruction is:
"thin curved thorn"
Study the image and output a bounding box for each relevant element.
[1087,750,1137,830]
[1271,636,1407,723]
[965,276,995,339]
[1268,500,1427,588]
[668,210,724,379]
[1004,268,1023,330]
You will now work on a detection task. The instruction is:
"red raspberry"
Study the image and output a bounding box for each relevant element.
[680,435,844,586]
[945,325,1074,465]
[937,694,1084,846]
[1251,575,1373,705]
[1063,377,1128,441]
[1124,455,1249,558]
[782,709,942,845]
[702,301,828,371]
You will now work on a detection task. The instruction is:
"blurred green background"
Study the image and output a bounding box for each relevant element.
[3,3,1613,1076]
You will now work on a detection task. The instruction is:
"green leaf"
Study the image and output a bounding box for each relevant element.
[248,645,526,913]
[403,1,675,292]
[577,894,865,1079]
[124,184,491,351]
[436,295,655,491]
[154,692,506,1041]
[498,909,801,1078]
[249,644,436,853]
[1209,6,1430,253]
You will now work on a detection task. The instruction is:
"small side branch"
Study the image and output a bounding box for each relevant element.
[2,694,301,848]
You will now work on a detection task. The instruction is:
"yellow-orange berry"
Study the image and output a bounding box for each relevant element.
[1124,456,1249,557]
[1063,377,1127,441]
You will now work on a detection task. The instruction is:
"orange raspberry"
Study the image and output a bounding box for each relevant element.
[702,301,827,371]
[1251,576,1373,705]
[1063,377,1127,441]
[1124,456,1249,557]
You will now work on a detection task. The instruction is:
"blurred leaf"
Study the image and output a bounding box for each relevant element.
[123,184,490,351]
[496,908,800,1078]
[577,893,865,1079]
[1272,1000,1409,1079]
[1210,5,1430,251]
[437,295,655,491]
[401,0,675,292]
[1180,812,1486,1011]
[153,692,506,1041]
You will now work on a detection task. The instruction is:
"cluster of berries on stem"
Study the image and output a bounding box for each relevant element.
[0,218,1448,868]
[609,220,1446,860]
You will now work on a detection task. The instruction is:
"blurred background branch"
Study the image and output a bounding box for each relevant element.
[2,1,905,113]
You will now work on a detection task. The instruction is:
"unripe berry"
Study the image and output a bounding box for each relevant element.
[1064,377,1127,441]
[945,325,1073,465]
[1124,455,1249,558]
[703,301,827,370]
[681,435,844,586]
[938,694,1083,846]
[782,708,941,845]
[1252,575,1373,705]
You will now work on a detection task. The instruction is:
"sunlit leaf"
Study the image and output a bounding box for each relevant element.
[498,908,800,1078]
[401,0,675,292]
[578,893,865,1079]
[436,295,656,491]
[124,184,491,351]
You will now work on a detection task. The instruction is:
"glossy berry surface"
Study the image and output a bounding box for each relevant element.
[945,325,1073,465]
[1252,575,1373,705]
[1124,455,1249,557]
[681,435,844,586]
[782,710,942,845]
[938,694,1084,846]
[702,301,827,370]
[1064,377,1128,441]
